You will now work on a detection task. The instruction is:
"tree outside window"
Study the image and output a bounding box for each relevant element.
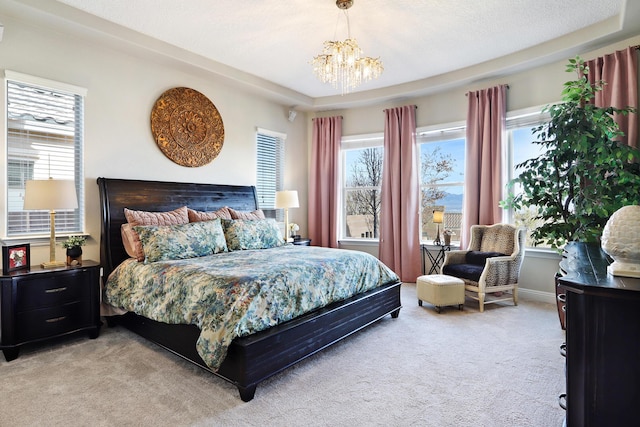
[341,130,465,243]
[344,147,383,239]
[418,132,465,243]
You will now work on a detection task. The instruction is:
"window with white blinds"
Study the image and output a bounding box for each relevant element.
[5,71,85,237]
[256,129,285,220]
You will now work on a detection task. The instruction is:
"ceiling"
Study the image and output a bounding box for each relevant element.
[6,0,640,110]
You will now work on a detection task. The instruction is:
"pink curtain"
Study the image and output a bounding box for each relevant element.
[586,46,638,148]
[308,116,341,248]
[379,105,421,282]
[462,85,507,248]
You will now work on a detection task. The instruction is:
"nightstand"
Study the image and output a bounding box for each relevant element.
[0,260,101,361]
[292,238,311,246]
[421,244,450,275]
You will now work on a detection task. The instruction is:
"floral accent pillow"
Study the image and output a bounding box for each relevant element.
[133,218,228,263]
[223,219,284,251]
[124,206,189,261]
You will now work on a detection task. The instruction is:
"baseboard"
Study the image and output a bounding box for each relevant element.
[403,282,556,305]
[518,288,555,304]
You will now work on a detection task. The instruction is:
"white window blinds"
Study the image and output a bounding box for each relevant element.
[256,129,285,219]
[5,72,85,237]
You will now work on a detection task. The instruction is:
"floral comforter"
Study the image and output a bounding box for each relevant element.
[104,245,399,371]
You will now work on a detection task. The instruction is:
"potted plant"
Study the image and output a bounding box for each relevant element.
[61,235,87,264]
[501,56,640,250]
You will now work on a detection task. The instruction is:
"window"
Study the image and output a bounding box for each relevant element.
[418,124,466,243]
[5,71,85,237]
[341,134,383,240]
[504,107,551,247]
[256,128,285,220]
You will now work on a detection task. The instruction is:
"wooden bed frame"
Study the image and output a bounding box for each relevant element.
[97,177,402,401]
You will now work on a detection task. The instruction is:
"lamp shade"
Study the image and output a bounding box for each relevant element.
[24,179,78,211]
[433,210,444,224]
[275,190,299,209]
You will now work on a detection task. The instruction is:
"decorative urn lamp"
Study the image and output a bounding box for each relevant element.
[601,205,640,278]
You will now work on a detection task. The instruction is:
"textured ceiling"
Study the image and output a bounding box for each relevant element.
[13,0,640,108]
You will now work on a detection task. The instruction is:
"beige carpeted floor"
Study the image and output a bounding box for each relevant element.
[0,283,566,427]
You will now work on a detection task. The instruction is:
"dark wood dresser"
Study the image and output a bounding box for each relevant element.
[0,260,101,361]
[556,242,640,427]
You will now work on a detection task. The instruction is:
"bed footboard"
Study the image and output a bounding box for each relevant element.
[110,280,401,401]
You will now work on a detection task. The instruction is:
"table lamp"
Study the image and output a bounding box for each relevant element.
[433,210,444,245]
[24,178,78,268]
[275,190,299,243]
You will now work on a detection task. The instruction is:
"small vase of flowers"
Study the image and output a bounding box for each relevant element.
[289,223,300,240]
[443,229,455,246]
[62,235,86,265]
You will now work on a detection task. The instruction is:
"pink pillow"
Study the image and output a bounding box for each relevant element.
[228,207,265,220]
[121,223,138,259]
[188,207,232,222]
[124,206,189,261]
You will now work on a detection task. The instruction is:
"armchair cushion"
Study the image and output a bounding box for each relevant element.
[465,251,505,266]
[478,225,515,254]
[442,251,505,282]
[443,263,484,283]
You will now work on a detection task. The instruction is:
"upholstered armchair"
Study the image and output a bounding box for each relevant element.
[441,224,526,312]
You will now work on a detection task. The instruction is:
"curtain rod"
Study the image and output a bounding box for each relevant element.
[465,84,510,96]
[312,116,343,120]
[382,105,418,112]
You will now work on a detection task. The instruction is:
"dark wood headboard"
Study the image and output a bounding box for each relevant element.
[97,177,258,278]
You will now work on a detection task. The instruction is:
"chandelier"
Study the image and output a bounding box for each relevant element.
[311,0,383,95]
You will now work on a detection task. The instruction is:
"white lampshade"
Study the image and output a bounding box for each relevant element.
[275,190,299,209]
[433,210,444,224]
[23,178,78,268]
[275,190,299,244]
[24,179,78,211]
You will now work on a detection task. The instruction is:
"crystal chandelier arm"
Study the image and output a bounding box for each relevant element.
[311,0,383,95]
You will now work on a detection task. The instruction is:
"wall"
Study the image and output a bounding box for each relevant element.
[1,6,638,303]
[0,11,308,266]
[322,34,640,302]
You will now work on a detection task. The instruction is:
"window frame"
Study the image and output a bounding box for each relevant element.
[255,127,286,221]
[417,121,466,245]
[340,133,384,242]
[503,105,552,247]
[4,70,86,241]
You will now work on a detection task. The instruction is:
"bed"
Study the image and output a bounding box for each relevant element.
[97,177,402,401]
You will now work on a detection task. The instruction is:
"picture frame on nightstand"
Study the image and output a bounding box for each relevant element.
[2,243,30,274]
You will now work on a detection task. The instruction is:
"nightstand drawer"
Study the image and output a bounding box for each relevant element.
[15,301,90,341]
[15,274,89,312]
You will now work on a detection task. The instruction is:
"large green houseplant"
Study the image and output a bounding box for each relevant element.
[502,57,640,249]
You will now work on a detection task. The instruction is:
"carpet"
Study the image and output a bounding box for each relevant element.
[0,283,566,426]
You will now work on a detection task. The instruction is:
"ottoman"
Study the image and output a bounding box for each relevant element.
[417,274,465,313]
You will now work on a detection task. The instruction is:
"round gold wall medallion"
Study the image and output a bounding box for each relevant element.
[150,87,224,167]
